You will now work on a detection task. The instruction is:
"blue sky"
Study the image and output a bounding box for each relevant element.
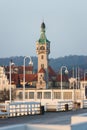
[0,0,87,58]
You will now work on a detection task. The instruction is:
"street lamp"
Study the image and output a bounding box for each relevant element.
[23,56,33,101]
[84,71,87,98]
[61,66,68,100]
[84,71,87,86]
[9,60,15,103]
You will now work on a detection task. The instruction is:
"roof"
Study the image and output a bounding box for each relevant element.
[41,22,45,29]
[7,73,37,84]
[38,22,50,44]
[5,64,69,85]
[5,66,33,74]
[16,66,33,73]
[80,77,87,81]
[38,68,46,73]
[48,66,57,77]
[38,33,50,44]
[56,74,69,82]
[25,74,37,82]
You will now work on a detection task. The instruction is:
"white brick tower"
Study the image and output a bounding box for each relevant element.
[36,22,50,89]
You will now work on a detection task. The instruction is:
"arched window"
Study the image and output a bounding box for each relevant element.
[40,46,45,50]
[41,64,44,68]
[41,55,44,59]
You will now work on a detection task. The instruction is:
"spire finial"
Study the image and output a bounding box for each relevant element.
[41,21,45,29]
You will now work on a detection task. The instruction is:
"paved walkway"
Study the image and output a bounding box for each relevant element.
[0,109,87,127]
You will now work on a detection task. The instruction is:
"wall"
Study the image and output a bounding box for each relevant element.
[0,124,71,130]
[71,122,87,130]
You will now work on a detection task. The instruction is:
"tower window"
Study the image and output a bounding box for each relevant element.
[41,55,44,59]
[41,64,44,68]
[40,80,42,85]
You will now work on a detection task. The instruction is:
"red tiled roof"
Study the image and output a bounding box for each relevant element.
[25,74,37,82]
[5,66,33,74]
[20,66,33,71]
[48,66,57,77]
[38,68,46,73]
[7,73,37,84]
[38,66,56,76]
[56,74,69,82]
[5,65,69,84]
[80,77,87,81]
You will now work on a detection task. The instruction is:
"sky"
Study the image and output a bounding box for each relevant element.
[0,0,87,58]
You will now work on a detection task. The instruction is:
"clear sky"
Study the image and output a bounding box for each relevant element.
[0,0,87,58]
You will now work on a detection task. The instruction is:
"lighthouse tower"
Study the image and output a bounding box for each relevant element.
[36,22,50,89]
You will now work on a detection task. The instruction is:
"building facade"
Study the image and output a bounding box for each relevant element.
[0,22,70,102]
[0,66,9,91]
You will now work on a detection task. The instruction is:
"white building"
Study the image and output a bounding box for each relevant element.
[0,66,9,91]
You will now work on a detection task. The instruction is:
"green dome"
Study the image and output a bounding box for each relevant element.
[38,22,50,44]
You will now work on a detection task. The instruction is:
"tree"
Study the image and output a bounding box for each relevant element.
[0,88,16,102]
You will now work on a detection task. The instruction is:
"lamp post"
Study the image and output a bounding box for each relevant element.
[61,66,68,100]
[84,71,87,99]
[9,60,14,103]
[23,56,33,101]
[84,71,87,86]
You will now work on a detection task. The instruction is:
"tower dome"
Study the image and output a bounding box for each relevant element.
[37,22,50,44]
[41,22,45,29]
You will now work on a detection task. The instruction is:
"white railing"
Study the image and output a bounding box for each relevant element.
[0,102,41,118]
[0,99,82,117]
[83,100,87,108]
[57,101,73,111]
[45,101,73,111]
[0,103,9,118]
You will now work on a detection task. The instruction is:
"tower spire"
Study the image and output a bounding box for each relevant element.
[38,22,50,44]
[41,21,45,32]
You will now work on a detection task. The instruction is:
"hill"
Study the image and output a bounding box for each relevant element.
[0,55,87,72]
[50,55,87,71]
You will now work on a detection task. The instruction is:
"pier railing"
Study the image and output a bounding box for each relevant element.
[0,102,41,118]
